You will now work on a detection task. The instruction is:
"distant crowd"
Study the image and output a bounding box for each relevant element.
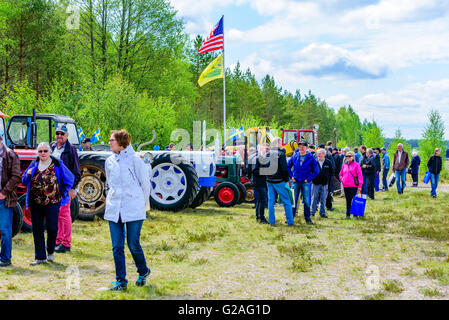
[246,139,444,226]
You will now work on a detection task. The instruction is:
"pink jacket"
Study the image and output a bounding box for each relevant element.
[339,161,363,189]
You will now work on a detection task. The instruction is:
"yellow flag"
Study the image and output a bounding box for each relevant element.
[198,53,223,87]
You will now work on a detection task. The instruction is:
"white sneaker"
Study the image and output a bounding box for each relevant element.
[30,259,47,266]
[47,254,55,262]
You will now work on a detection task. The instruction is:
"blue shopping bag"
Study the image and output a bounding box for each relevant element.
[350,194,367,217]
[423,171,431,184]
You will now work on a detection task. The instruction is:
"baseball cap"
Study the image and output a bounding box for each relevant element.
[82,137,91,144]
[298,140,308,147]
[55,124,68,134]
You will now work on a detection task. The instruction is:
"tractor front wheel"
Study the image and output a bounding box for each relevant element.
[214,182,239,207]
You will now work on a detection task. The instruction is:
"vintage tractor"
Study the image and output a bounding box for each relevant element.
[281,128,317,157]
[1,111,217,233]
[213,155,247,207]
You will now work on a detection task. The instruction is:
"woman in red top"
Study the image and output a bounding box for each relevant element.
[339,151,363,219]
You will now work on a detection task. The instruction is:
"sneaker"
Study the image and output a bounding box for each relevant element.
[136,269,151,287]
[306,220,314,225]
[328,207,335,212]
[55,245,71,253]
[30,259,47,266]
[259,218,269,224]
[47,253,55,262]
[320,215,328,218]
[0,260,11,267]
[345,215,351,219]
[109,281,127,291]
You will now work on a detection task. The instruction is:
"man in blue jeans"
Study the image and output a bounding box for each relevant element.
[427,148,443,198]
[0,135,22,267]
[380,147,390,191]
[265,138,294,226]
[392,143,410,194]
[288,141,319,225]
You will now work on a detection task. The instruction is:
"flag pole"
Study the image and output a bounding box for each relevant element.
[222,15,226,148]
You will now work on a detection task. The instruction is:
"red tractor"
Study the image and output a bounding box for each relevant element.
[0,110,80,235]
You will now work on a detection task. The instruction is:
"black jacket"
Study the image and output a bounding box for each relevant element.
[266,148,289,183]
[51,141,81,189]
[362,155,376,175]
[373,153,381,173]
[427,155,442,174]
[312,158,334,186]
[247,152,268,188]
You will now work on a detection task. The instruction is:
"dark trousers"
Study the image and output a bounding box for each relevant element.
[254,185,267,220]
[382,168,389,190]
[366,173,375,199]
[412,173,418,186]
[326,179,334,209]
[252,182,259,204]
[30,201,60,260]
[109,218,149,285]
[344,187,358,216]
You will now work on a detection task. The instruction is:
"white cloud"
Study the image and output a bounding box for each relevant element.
[326,79,449,139]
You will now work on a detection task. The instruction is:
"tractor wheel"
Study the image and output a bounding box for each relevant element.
[70,196,79,222]
[78,154,108,220]
[12,202,23,238]
[150,153,199,211]
[190,187,213,209]
[236,182,246,205]
[18,195,32,232]
[214,182,239,207]
[243,182,255,203]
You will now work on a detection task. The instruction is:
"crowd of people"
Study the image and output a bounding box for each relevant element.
[247,139,445,226]
[0,127,151,292]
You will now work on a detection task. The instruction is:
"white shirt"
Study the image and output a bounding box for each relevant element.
[53,144,65,160]
[398,151,403,164]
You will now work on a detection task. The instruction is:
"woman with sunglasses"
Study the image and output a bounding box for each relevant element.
[339,151,363,219]
[22,142,75,265]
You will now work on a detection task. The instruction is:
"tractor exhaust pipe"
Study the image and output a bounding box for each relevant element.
[137,130,156,151]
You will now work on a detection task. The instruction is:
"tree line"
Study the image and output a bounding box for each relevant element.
[0,0,446,171]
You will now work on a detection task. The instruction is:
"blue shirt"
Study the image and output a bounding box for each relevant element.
[382,153,390,170]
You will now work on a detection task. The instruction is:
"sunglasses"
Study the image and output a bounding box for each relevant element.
[38,150,49,153]
[56,132,66,136]
[346,155,353,158]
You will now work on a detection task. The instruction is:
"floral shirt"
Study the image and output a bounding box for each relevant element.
[31,164,62,206]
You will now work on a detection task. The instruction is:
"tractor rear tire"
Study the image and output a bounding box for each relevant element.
[214,182,239,207]
[236,182,246,205]
[150,153,199,212]
[78,154,108,220]
[243,182,255,203]
[12,202,23,238]
[190,187,213,209]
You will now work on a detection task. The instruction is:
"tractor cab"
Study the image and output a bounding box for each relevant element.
[281,129,316,157]
[5,113,80,150]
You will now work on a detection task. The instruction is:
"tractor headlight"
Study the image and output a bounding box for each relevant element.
[143,152,152,164]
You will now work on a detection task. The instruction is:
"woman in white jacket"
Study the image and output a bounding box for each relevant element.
[105,129,151,291]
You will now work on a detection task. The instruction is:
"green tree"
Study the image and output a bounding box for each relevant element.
[362,121,385,148]
[418,109,447,176]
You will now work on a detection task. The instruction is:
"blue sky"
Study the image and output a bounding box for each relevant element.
[171,0,449,139]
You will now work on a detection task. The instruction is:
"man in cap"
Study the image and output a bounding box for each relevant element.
[51,124,81,253]
[82,137,92,151]
[288,140,319,224]
[380,147,390,191]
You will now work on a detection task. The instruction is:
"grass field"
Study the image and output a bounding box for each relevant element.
[1,187,449,300]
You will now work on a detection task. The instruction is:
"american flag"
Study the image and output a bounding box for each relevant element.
[198,16,224,54]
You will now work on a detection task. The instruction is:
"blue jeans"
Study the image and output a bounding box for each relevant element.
[395,169,407,193]
[374,173,380,191]
[267,182,294,225]
[30,201,60,260]
[0,200,13,262]
[382,168,389,190]
[293,181,312,222]
[311,184,327,216]
[109,218,149,285]
[430,173,440,196]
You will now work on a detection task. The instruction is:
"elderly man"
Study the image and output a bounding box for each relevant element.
[392,143,410,194]
[361,148,377,200]
[380,147,390,191]
[51,125,81,253]
[288,141,319,224]
[0,135,21,267]
[311,148,333,218]
[266,138,294,226]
